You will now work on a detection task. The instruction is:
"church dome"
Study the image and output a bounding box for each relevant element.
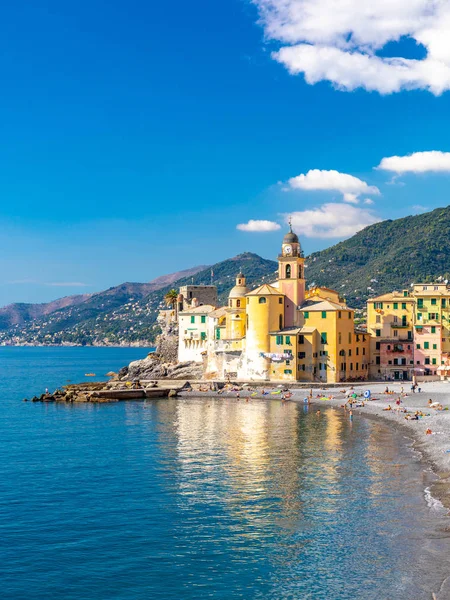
[283,230,299,244]
[229,283,249,298]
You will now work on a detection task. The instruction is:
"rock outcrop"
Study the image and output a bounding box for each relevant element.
[119,315,203,381]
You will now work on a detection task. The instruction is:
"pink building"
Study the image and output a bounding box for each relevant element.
[414,324,441,376]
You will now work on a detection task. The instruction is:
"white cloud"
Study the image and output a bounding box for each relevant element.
[377,151,450,173]
[237,219,281,232]
[288,202,381,238]
[363,198,375,205]
[253,0,450,94]
[343,193,359,204]
[287,169,380,201]
[411,204,428,213]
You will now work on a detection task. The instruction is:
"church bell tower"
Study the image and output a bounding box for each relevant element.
[278,219,305,326]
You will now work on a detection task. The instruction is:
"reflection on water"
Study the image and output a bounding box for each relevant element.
[2,388,450,600]
[144,397,450,600]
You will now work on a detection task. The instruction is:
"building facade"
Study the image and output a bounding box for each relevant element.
[178,226,369,383]
[367,283,450,380]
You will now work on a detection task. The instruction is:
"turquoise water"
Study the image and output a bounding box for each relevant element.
[1,347,450,599]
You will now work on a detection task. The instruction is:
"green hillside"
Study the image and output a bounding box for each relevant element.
[1,253,277,345]
[3,206,450,345]
[305,206,450,308]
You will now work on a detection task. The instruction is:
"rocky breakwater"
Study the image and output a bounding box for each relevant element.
[25,382,116,403]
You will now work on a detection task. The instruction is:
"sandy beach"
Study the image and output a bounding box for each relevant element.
[181,380,450,511]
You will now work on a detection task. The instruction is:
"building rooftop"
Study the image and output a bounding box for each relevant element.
[179,304,216,315]
[299,300,348,312]
[369,292,414,302]
[246,283,284,297]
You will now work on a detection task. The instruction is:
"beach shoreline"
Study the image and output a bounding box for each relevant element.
[180,380,450,512]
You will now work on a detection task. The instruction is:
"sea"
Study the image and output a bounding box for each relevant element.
[1,347,450,600]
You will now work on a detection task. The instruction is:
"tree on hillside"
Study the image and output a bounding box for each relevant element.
[164,289,179,319]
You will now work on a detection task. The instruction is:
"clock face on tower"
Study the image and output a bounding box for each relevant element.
[284,245,292,255]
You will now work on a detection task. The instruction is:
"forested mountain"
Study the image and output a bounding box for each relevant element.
[305,206,450,307]
[2,206,450,345]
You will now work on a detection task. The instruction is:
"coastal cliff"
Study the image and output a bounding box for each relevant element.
[119,319,203,381]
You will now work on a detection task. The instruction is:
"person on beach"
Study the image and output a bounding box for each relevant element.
[316,409,321,416]
[385,386,389,394]
[383,405,392,411]
[411,384,415,393]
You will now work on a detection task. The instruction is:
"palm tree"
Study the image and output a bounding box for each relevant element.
[164,289,179,320]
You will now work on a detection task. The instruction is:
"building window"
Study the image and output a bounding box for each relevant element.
[363,348,366,355]
[431,326,436,333]
[350,363,353,371]
[338,311,342,319]
[356,363,359,371]
[387,345,391,350]
[393,303,398,309]
[376,356,381,365]
[201,315,206,323]
[393,315,398,323]
[286,264,291,279]
[338,332,342,344]
[429,313,438,320]
[425,358,430,365]
[417,343,421,350]
[304,312,309,319]
[298,352,306,359]
[259,297,266,304]
[279,297,283,304]
[402,316,407,326]
[376,342,380,350]
[376,329,381,337]
[374,302,383,309]
[376,315,381,323]
[356,347,359,355]
[348,349,352,357]
[201,332,206,340]
[298,266,302,278]
[285,336,291,345]
[442,299,447,308]
[216,328,220,340]
[279,315,283,330]
[402,303,407,310]
[276,335,283,345]
[348,332,352,343]
[284,369,292,375]
[393,330,398,337]
[321,311,327,319]
[299,335,304,344]
[348,312,352,319]
[190,316,195,323]
[321,332,327,344]
[424,342,429,349]
[433,344,437,350]
[417,299,424,309]
[431,298,437,305]
[236,300,241,308]
[432,358,437,365]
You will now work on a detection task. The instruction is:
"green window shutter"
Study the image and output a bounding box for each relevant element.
[190,316,195,323]
[432,358,437,365]
[431,326,436,333]
[402,303,406,310]
[424,342,429,349]
[402,316,407,326]
[418,299,423,308]
[321,311,326,319]
[201,332,206,340]
[393,303,398,310]
[285,336,291,344]
[376,329,381,337]
[201,315,206,323]
[433,344,437,350]
[442,299,447,308]
[276,335,283,345]
[416,344,421,349]
[304,312,309,319]
[321,332,327,344]
[431,298,437,305]
[216,328,220,340]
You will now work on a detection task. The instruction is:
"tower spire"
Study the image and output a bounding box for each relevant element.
[288,215,293,232]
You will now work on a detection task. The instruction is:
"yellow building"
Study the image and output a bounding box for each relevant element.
[194,225,369,383]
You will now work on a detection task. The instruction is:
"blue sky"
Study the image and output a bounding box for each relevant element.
[2,0,450,305]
